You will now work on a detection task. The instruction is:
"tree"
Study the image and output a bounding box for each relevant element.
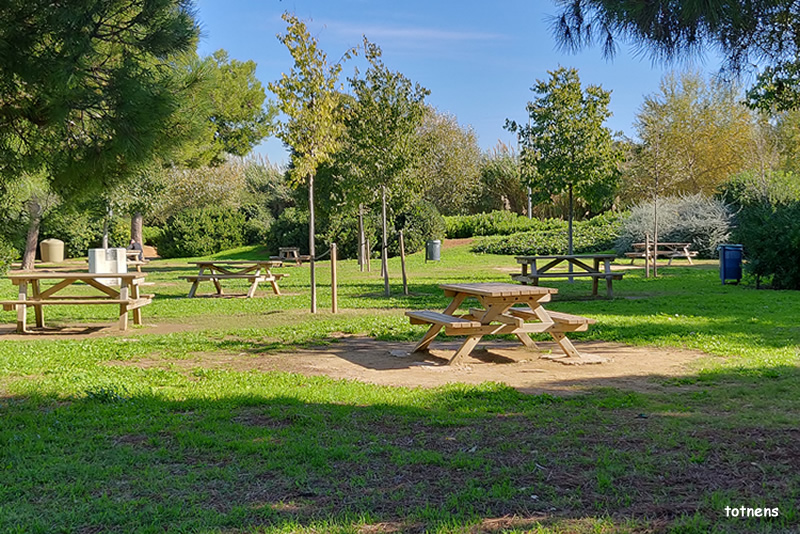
[623,71,757,201]
[474,143,527,214]
[507,67,621,255]
[417,108,482,216]
[551,0,800,111]
[269,12,354,313]
[343,40,428,296]
[0,0,198,196]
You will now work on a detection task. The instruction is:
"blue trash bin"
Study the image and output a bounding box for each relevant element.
[718,244,743,284]
[425,240,441,262]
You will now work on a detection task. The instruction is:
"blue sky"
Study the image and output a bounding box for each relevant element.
[194,0,719,166]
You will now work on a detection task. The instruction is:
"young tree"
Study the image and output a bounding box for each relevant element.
[507,67,621,255]
[343,40,429,296]
[269,13,354,313]
[417,108,482,216]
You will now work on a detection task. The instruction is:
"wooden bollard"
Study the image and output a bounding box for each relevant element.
[331,243,338,314]
[399,230,408,295]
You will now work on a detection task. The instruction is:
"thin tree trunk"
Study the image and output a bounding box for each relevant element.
[381,185,390,297]
[22,200,43,270]
[102,206,113,249]
[567,183,574,282]
[131,212,144,246]
[358,204,364,272]
[309,174,317,313]
[653,193,659,278]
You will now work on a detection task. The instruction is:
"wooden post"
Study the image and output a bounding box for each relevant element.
[399,230,408,296]
[645,233,651,279]
[331,243,338,314]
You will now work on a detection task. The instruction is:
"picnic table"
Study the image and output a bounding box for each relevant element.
[511,254,623,298]
[183,260,287,298]
[406,282,603,365]
[125,250,147,272]
[1,272,151,333]
[625,242,697,265]
[272,247,311,266]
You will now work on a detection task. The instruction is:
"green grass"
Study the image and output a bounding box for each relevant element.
[1,244,799,533]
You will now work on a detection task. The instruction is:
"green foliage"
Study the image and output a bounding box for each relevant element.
[472,212,624,255]
[445,211,564,239]
[721,172,800,289]
[0,234,17,275]
[157,207,246,258]
[266,207,312,255]
[553,0,800,111]
[472,145,526,214]
[615,195,732,258]
[390,201,446,255]
[507,66,622,218]
[141,226,164,247]
[0,0,199,195]
[40,210,129,258]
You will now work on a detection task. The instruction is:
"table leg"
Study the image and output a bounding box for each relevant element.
[449,335,482,364]
[31,279,44,328]
[119,285,129,331]
[591,277,599,296]
[412,293,467,352]
[546,332,582,359]
[16,282,28,333]
[516,332,539,349]
[212,277,223,295]
[268,278,281,296]
[606,276,614,298]
[131,282,142,325]
[188,280,200,298]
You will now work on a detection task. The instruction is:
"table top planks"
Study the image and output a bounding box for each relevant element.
[7,272,146,282]
[440,282,557,297]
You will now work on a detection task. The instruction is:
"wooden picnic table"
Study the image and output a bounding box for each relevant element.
[183,260,286,298]
[1,272,151,333]
[272,247,311,266]
[626,242,697,265]
[511,254,623,298]
[406,282,602,365]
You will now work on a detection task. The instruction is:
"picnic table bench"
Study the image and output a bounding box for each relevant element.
[511,254,623,298]
[1,272,151,333]
[625,242,697,265]
[407,282,603,365]
[183,260,286,298]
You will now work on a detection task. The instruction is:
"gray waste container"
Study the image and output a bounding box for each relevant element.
[425,239,441,262]
[718,244,743,284]
[40,238,65,263]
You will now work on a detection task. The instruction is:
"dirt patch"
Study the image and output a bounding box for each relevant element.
[443,238,473,249]
[108,336,706,396]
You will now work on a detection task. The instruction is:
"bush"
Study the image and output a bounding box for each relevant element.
[390,201,446,255]
[445,211,564,238]
[266,207,312,255]
[157,207,246,258]
[472,212,624,255]
[141,226,164,247]
[40,209,129,258]
[720,172,800,289]
[615,195,732,258]
[239,203,274,246]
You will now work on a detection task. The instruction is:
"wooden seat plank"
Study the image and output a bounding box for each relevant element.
[405,310,481,328]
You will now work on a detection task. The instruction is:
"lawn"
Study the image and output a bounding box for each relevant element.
[0,244,798,533]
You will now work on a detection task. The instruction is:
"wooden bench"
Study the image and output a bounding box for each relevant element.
[1,296,152,331]
[181,273,288,298]
[406,310,481,331]
[507,307,596,328]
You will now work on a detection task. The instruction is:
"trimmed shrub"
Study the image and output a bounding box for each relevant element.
[157,207,246,258]
[615,195,732,258]
[472,212,624,255]
[239,203,275,246]
[141,226,164,247]
[445,210,566,238]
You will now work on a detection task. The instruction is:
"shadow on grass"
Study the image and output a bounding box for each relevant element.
[2,365,799,533]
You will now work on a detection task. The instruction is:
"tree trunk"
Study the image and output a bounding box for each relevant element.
[131,212,144,246]
[358,204,364,272]
[381,185,390,297]
[22,199,43,270]
[653,193,659,278]
[567,183,574,281]
[102,205,113,249]
[309,174,317,313]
